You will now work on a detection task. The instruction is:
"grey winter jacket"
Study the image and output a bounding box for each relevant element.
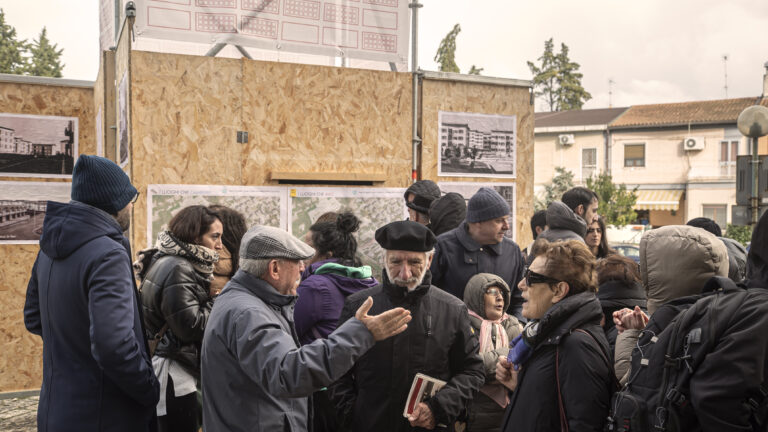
[536,201,587,245]
[613,225,728,382]
[201,269,375,432]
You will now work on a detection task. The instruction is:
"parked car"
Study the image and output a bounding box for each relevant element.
[612,243,640,263]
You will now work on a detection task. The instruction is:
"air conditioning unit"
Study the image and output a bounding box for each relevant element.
[683,136,705,151]
[558,134,575,146]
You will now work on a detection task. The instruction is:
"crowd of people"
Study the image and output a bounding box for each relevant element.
[22,154,768,432]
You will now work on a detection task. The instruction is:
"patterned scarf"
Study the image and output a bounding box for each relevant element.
[468,309,510,408]
[155,231,219,276]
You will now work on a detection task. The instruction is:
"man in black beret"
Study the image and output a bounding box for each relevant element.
[330,221,484,432]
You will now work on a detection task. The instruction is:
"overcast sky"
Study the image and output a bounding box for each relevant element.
[3,0,768,111]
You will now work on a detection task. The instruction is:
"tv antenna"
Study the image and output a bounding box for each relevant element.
[723,54,729,98]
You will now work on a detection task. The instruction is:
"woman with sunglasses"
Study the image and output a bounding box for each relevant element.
[462,274,523,432]
[496,239,613,432]
[585,216,615,259]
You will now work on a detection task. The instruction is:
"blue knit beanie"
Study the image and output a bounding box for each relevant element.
[71,155,137,214]
[466,187,510,223]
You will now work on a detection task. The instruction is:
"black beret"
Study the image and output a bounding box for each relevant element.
[375,220,436,252]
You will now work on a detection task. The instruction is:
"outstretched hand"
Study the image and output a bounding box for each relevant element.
[355,297,412,341]
[613,306,649,333]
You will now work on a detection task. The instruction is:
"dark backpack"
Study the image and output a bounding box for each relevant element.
[605,276,764,432]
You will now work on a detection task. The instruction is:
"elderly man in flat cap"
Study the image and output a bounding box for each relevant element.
[201,225,411,432]
[330,220,484,432]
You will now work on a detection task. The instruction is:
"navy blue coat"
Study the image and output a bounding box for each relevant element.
[24,200,159,432]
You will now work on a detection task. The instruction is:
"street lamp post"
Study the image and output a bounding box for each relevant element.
[736,105,768,224]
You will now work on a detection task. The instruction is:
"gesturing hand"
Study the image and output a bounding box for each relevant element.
[355,297,412,341]
[408,402,436,429]
[613,306,649,333]
[495,356,519,391]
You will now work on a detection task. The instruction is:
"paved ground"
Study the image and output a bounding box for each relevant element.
[0,395,37,432]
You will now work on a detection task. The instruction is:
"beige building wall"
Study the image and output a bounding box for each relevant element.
[686,186,736,226]
[534,131,605,194]
[610,128,737,185]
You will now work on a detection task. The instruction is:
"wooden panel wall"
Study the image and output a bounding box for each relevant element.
[420,78,534,246]
[0,82,94,392]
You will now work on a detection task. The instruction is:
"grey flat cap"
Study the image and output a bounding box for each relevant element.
[240,225,315,261]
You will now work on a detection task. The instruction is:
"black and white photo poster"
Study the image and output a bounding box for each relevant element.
[0,113,78,178]
[438,111,516,178]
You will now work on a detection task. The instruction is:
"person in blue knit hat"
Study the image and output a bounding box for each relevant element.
[24,154,160,432]
[429,187,527,319]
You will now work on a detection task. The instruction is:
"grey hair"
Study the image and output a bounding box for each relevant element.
[240,258,272,278]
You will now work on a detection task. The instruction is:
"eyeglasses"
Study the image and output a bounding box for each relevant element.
[131,192,140,204]
[524,268,561,286]
[587,228,602,234]
[484,287,503,296]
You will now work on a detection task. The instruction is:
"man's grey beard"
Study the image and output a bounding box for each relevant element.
[384,266,426,291]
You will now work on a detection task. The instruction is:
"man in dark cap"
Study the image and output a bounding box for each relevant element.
[404,179,441,227]
[202,225,412,432]
[430,187,526,318]
[330,221,484,432]
[24,155,160,431]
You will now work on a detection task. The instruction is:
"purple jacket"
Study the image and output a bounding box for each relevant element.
[295,259,378,345]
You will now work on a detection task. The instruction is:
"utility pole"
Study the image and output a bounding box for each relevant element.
[723,55,729,98]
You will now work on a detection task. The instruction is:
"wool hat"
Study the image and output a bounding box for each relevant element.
[240,225,315,261]
[71,154,137,214]
[404,180,441,214]
[375,220,436,252]
[466,187,510,223]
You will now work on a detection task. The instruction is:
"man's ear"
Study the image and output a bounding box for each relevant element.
[269,259,281,280]
[551,281,570,303]
[426,252,434,268]
[575,204,584,217]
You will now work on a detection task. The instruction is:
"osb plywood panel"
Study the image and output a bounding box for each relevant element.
[0,82,94,391]
[130,51,243,250]
[241,60,412,188]
[0,246,43,391]
[421,78,534,245]
[94,55,106,157]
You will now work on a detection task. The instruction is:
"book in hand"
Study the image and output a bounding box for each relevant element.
[403,373,447,419]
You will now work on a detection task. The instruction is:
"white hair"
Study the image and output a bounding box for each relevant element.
[239,258,272,278]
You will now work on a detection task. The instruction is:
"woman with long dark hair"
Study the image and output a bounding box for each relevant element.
[207,205,247,297]
[585,216,615,259]
[138,205,222,432]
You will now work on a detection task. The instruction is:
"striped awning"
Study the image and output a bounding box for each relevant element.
[634,189,684,211]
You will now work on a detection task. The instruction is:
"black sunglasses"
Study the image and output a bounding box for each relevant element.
[525,268,561,286]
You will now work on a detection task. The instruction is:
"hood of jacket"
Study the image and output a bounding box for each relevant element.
[463,273,510,319]
[746,210,768,288]
[719,236,747,283]
[304,259,379,296]
[429,192,467,237]
[39,200,126,259]
[641,225,728,314]
[597,279,647,310]
[544,201,587,238]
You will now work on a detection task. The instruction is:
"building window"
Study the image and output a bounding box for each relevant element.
[702,204,727,231]
[624,144,645,167]
[720,140,738,164]
[582,148,597,180]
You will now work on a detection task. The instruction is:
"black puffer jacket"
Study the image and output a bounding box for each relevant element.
[429,192,467,237]
[330,271,484,432]
[536,201,587,246]
[140,253,213,375]
[597,279,646,360]
[501,292,613,432]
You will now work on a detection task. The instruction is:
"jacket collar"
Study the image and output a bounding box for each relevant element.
[381,269,432,304]
[455,221,503,255]
[533,291,603,346]
[231,269,297,307]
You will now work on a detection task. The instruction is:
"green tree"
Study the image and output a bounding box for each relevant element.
[586,173,638,227]
[25,27,64,78]
[0,9,27,74]
[527,38,591,111]
[434,24,461,73]
[535,167,575,211]
[724,224,752,246]
[468,65,483,75]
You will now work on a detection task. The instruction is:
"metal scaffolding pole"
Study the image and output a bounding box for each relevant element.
[409,0,422,183]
